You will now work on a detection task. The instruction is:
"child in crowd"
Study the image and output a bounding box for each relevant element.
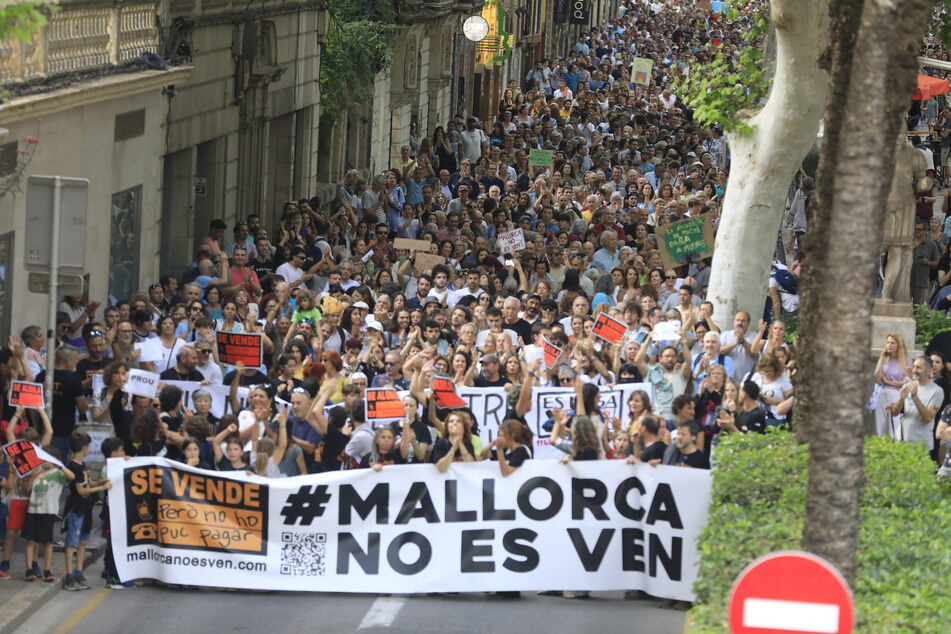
[63,431,112,591]
[181,437,211,470]
[0,418,52,578]
[213,417,255,472]
[23,449,74,582]
[284,289,322,343]
[100,437,135,589]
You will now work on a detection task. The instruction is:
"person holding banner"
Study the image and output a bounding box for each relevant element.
[307,377,353,472]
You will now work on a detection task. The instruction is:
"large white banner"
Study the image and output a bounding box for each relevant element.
[108,457,710,599]
[458,383,652,459]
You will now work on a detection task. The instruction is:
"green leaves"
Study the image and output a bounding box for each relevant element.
[689,431,951,633]
[0,1,56,43]
[675,0,770,133]
[319,0,400,123]
[913,304,951,349]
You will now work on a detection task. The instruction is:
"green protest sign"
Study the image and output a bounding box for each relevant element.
[654,214,715,269]
[529,149,554,167]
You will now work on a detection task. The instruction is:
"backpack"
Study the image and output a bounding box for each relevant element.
[773,267,798,295]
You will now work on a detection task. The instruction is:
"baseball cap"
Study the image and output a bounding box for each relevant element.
[353,301,369,311]
[366,321,384,332]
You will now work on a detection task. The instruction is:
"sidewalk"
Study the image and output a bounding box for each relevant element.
[0,534,107,633]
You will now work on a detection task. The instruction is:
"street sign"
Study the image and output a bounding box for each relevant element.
[27,272,84,296]
[728,551,854,634]
[24,175,88,272]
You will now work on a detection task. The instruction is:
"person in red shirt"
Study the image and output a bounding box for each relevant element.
[226,245,262,302]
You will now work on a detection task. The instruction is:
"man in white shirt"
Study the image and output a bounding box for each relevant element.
[553,80,573,101]
[275,247,320,290]
[719,311,758,382]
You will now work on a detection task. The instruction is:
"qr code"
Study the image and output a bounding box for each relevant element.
[280,532,327,576]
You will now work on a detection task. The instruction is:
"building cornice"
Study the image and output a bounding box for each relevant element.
[0,67,193,125]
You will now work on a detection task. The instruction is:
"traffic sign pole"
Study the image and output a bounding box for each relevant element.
[44,176,62,419]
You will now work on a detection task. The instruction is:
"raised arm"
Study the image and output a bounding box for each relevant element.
[228,362,245,414]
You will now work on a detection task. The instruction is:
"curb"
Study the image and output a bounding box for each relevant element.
[0,535,107,633]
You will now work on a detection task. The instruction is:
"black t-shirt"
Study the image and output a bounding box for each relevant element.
[675,449,710,469]
[574,447,599,461]
[492,444,531,467]
[40,369,86,437]
[390,419,433,463]
[252,258,276,294]
[430,437,475,463]
[359,449,405,468]
[735,407,767,434]
[319,423,351,472]
[65,460,91,517]
[160,367,205,382]
[503,319,532,346]
[222,369,269,386]
[640,440,667,463]
[474,374,508,388]
[217,457,249,471]
[135,438,169,458]
[75,358,107,394]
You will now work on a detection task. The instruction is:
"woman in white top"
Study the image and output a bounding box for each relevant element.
[154,314,186,373]
[751,352,794,427]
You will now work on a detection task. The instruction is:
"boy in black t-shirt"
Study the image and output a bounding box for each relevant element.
[63,431,112,591]
[662,420,710,469]
[100,437,136,589]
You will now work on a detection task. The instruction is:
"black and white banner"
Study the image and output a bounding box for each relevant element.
[458,384,652,459]
[109,458,711,599]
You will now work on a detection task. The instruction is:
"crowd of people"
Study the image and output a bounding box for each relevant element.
[0,0,949,599]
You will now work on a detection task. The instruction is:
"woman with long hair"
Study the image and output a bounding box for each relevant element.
[433,411,476,473]
[873,333,911,437]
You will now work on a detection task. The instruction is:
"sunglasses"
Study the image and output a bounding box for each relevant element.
[666,276,676,280]
[384,361,399,367]
[352,381,367,387]
[291,386,308,394]
[198,349,212,355]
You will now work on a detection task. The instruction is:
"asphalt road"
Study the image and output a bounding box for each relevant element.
[22,556,686,634]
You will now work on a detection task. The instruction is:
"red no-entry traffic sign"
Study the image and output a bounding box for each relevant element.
[728,551,853,634]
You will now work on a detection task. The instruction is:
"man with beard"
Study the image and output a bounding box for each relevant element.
[159,346,204,382]
[633,332,691,423]
[891,355,944,446]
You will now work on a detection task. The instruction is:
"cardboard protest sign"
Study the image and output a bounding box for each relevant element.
[630,57,653,85]
[216,331,263,368]
[394,238,434,253]
[123,368,160,398]
[8,381,44,409]
[414,252,446,272]
[592,313,627,345]
[654,214,715,269]
[431,375,468,409]
[3,440,65,478]
[529,149,554,167]
[497,229,526,255]
[365,388,405,422]
[541,336,564,369]
[134,338,163,363]
[653,320,682,343]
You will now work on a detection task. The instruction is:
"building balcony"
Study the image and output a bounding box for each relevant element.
[0,0,160,86]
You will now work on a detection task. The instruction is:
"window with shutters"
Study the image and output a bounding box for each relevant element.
[114,109,146,142]
[0,142,17,177]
